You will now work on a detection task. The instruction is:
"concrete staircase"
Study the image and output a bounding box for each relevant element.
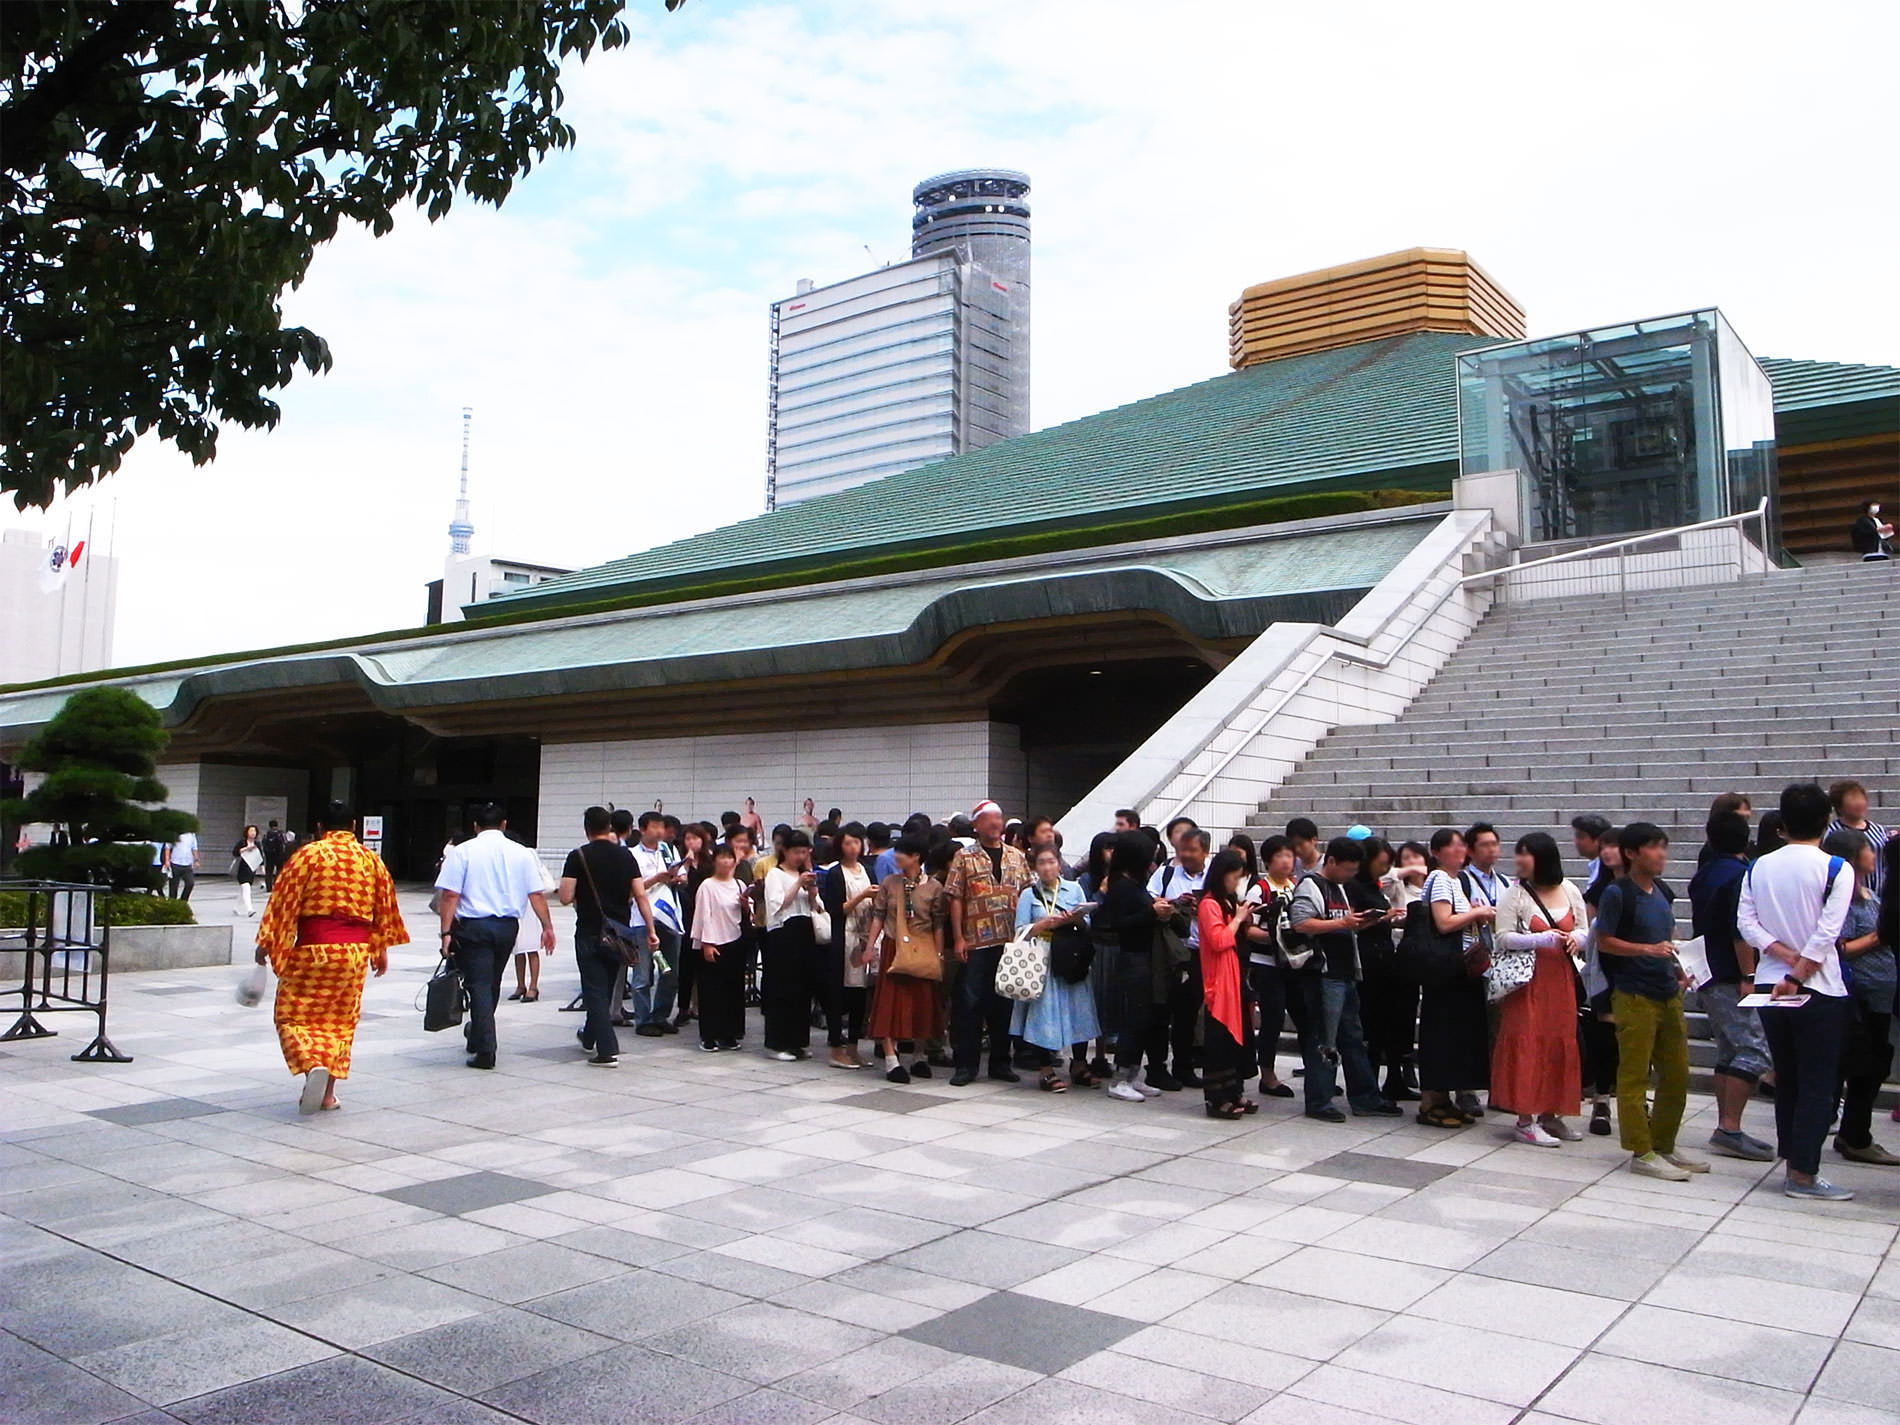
[1247,558,1899,1091]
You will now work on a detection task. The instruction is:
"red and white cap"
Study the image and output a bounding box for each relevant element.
[971,800,1004,820]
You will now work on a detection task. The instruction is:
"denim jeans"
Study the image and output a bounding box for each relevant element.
[631,923,679,1026]
[1300,976,1384,1112]
[573,931,621,1059]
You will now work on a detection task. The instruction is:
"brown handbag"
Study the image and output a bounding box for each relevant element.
[886,879,943,981]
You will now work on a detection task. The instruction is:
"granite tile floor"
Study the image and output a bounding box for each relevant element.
[2,880,1897,1424]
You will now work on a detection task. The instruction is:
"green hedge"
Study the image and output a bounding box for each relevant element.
[0,891,196,928]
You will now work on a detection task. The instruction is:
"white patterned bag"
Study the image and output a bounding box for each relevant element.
[994,935,1050,1001]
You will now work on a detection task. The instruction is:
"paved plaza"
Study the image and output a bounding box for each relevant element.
[2,881,1897,1425]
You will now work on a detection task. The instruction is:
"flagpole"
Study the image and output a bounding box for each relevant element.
[55,509,72,677]
[79,502,97,671]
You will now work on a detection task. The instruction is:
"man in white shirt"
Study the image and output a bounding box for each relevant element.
[1739,782,1858,1201]
[629,811,687,1037]
[163,830,201,901]
[1149,830,1210,1088]
[436,802,555,1069]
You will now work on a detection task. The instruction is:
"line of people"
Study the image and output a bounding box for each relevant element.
[255,778,1895,1207]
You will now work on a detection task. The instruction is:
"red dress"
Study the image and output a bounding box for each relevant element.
[1490,902,1582,1118]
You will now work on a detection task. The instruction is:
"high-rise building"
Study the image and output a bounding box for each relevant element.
[766,169,1030,509]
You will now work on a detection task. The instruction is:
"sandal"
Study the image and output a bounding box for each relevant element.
[1204,1102,1246,1120]
[1239,1099,1260,1115]
[1417,1104,1467,1129]
[1068,1061,1099,1088]
[1039,1069,1069,1093]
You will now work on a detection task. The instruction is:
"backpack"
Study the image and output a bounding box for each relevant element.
[1275,871,1340,972]
[1740,855,1846,979]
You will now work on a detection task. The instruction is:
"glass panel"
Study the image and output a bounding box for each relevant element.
[1458,309,1776,544]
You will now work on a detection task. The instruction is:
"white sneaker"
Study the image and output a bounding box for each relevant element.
[1108,1080,1148,1103]
[1631,1151,1691,1182]
[1539,1116,1583,1142]
[768,1050,799,1062]
[1513,1122,1561,1147]
[1134,1080,1163,1099]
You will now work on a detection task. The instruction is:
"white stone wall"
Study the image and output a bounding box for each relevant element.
[152,761,308,857]
[536,722,1013,852]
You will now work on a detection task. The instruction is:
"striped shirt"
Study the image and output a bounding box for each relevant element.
[1829,818,1891,896]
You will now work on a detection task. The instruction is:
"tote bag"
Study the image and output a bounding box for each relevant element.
[995,934,1051,1001]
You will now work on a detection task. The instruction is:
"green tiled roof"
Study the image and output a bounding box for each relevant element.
[1760,355,1900,412]
[495,331,1488,613]
[503,335,1897,617]
[0,509,1444,735]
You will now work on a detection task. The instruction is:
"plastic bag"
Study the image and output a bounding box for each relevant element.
[235,963,268,1008]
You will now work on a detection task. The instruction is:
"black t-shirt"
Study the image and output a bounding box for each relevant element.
[985,844,1005,880]
[562,841,635,937]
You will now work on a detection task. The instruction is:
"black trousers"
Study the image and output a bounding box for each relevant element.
[1838,1003,1895,1151]
[837,985,867,1044]
[451,916,516,1060]
[573,931,620,1059]
[1759,991,1850,1177]
[1170,957,1205,1070]
[1582,996,1619,1096]
[1249,960,1311,1079]
[1109,947,1169,1070]
[952,943,1015,1074]
[818,934,850,1047]
[674,918,698,1020]
[1360,964,1419,1066]
[698,940,747,1046]
[762,917,817,1052]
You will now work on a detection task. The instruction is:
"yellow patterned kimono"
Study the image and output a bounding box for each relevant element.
[256,831,408,1079]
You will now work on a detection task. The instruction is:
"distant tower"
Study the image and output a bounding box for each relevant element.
[910,169,1031,439]
[447,407,474,555]
[765,169,1031,509]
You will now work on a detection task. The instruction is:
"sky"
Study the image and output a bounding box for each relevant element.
[9,0,1898,670]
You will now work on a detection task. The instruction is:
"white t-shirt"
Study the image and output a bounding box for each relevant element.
[763,865,816,929]
[1738,844,1855,998]
[631,840,681,930]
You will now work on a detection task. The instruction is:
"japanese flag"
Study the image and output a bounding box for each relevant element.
[38,538,83,594]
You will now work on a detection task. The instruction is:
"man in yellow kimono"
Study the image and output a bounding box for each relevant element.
[254,800,409,1113]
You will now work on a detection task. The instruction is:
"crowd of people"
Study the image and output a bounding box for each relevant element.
[254,778,1896,1204]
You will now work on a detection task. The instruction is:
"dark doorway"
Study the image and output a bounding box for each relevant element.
[345,723,540,879]
[992,656,1216,818]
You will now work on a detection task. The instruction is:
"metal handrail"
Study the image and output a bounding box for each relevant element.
[1457,498,1769,587]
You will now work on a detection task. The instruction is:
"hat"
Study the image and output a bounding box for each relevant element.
[972,800,1003,820]
[1346,824,1373,840]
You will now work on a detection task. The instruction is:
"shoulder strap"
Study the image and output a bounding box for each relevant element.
[1824,856,1845,902]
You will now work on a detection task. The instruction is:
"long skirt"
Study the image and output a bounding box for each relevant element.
[1202,1012,1248,1109]
[1417,976,1490,1092]
[1490,951,1582,1117]
[268,942,371,1079]
[866,939,944,1042]
[1010,975,1101,1054]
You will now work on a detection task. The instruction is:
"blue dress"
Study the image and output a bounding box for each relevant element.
[1009,880,1102,1053]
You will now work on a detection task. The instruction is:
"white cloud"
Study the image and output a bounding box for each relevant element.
[9,0,1895,668]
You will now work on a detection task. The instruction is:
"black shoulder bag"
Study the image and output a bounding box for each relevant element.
[578,847,646,969]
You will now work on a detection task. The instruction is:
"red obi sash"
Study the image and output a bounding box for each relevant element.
[297,915,372,946]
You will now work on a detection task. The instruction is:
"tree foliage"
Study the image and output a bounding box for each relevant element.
[1,0,680,510]
[1,685,198,889]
